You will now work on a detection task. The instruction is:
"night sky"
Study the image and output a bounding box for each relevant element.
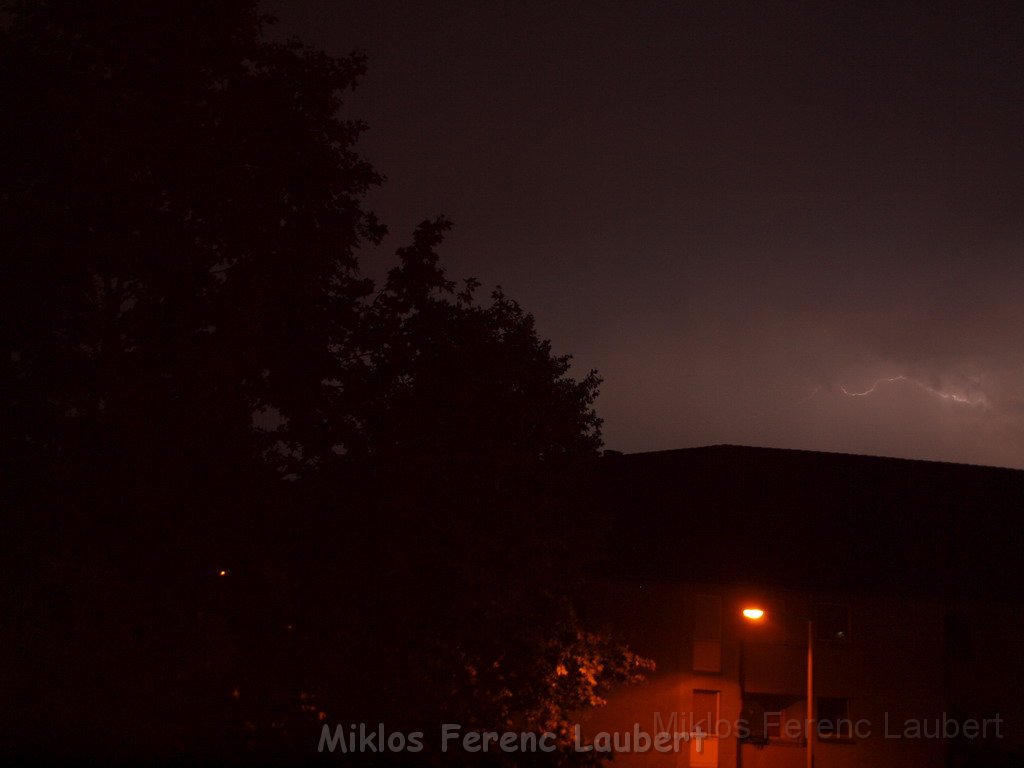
[269,1,1024,469]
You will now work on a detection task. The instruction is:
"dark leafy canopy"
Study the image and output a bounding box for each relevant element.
[363,218,602,473]
[1,1,648,763]
[2,0,382,479]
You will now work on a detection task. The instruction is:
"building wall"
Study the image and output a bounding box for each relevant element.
[577,578,1012,768]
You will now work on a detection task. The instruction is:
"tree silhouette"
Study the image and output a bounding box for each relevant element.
[1,1,649,762]
[3,0,380,482]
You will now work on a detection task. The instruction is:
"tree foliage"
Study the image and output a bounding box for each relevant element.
[2,0,381,480]
[1,1,648,763]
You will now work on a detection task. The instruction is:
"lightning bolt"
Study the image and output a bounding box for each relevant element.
[840,375,987,407]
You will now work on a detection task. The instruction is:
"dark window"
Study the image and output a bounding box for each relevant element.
[814,603,850,641]
[817,697,852,739]
[741,693,803,743]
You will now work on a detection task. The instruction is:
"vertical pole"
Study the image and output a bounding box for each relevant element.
[807,619,814,768]
[738,636,745,768]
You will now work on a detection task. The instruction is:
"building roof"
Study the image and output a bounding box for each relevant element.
[594,444,1024,601]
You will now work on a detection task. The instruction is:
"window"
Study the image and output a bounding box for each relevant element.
[692,690,720,736]
[814,603,850,641]
[691,690,720,767]
[742,693,804,744]
[817,697,852,740]
[692,594,722,672]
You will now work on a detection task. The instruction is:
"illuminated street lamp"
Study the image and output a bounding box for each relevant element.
[741,607,814,768]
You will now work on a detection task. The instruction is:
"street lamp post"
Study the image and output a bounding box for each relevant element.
[741,607,814,768]
[805,617,814,768]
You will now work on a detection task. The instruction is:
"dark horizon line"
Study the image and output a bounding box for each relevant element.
[607,442,1024,474]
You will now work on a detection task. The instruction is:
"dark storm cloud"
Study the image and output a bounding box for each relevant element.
[269,0,1024,468]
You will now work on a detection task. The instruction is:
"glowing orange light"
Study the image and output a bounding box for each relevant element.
[218,569,228,577]
[742,607,765,621]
